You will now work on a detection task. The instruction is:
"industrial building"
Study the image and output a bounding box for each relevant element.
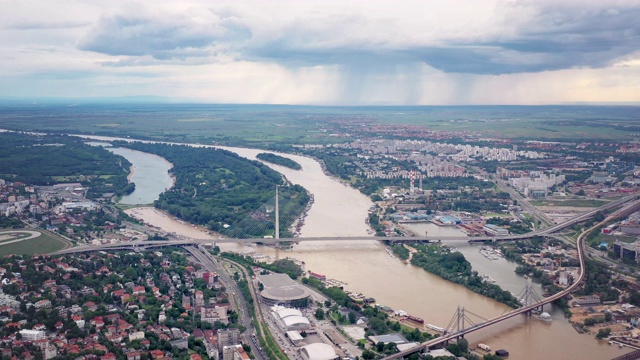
[424,349,456,358]
[62,201,99,211]
[573,296,602,307]
[621,224,640,236]
[435,215,462,225]
[368,333,410,346]
[483,224,509,236]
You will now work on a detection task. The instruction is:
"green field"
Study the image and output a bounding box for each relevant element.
[0,104,638,148]
[372,106,640,141]
[595,234,638,247]
[0,230,71,256]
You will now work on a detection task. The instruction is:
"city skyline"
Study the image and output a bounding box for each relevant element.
[2,0,640,105]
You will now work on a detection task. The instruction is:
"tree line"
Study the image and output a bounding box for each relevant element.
[256,153,302,170]
[410,244,520,308]
[0,132,133,199]
[117,142,310,238]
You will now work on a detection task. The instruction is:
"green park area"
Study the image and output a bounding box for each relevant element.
[0,132,134,199]
[0,230,71,256]
[595,233,638,247]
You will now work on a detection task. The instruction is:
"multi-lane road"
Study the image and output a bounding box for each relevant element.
[183,245,266,360]
[382,197,640,360]
[52,193,640,256]
[47,191,640,359]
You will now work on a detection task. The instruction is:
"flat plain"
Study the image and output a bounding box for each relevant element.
[0,104,638,146]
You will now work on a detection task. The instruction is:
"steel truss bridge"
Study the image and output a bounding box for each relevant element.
[48,195,640,359]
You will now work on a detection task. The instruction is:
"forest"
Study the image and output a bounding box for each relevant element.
[0,132,133,198]
[222,252,304,280]
[411,244,520,308]
[575,259,621,302]
[117,142,310,238]
[256,153,302,170]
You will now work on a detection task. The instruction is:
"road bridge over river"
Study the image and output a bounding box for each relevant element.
[49,195,640,359]
[53,194,640,256]
[380,196,640,360]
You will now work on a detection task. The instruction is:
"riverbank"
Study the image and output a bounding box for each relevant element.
[106,147,175,205]
[125,207,218,240]
[127,164,135,182]
[75,133,629,360]
[397,224,520,307]
[217,145,373,238]
[405,244,520,308]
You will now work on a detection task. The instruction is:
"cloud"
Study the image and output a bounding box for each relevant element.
[100,56,216,67]
[3,20,90,30]
[77,4,251,59]
[466,1,640,73]
[242,1,640,75]
[74,1,640,75]
[3,0,640,104]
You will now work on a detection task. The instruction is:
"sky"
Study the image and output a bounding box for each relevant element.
[1,0,640,105]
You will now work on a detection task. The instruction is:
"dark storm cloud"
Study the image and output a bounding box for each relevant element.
[245,2,640,75]
[76,1,640,75]
[438,3,640,74]
[77,6,251,59]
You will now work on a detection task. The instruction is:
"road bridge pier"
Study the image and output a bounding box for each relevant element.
[45,195,640,359]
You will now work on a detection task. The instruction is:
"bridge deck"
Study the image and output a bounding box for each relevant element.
[381,198,640,360]
[51,195,639,255]
[47,196,640,359]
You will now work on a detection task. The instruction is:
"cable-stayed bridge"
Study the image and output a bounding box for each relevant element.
[378,196,640,359]
[381,213,609,359]
[53,193,640,255]
[49,193,640,358]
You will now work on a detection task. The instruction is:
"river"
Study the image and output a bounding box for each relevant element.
[86,141,175,205]
[108,147,174,205]
[88,136,627,359]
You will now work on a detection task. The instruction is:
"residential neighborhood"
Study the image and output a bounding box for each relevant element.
[0,249,243,360]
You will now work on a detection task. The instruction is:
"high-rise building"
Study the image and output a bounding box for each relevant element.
[218,328,241,352]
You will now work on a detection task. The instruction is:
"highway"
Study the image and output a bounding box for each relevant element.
[44,191,640,359]
[494,177,553,229]
[468,166,553,229]
[183,245,267,360]
[381,196,640,360]
[51,193,640,256]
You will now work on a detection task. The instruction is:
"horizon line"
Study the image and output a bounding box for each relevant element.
[1,96,640,107]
